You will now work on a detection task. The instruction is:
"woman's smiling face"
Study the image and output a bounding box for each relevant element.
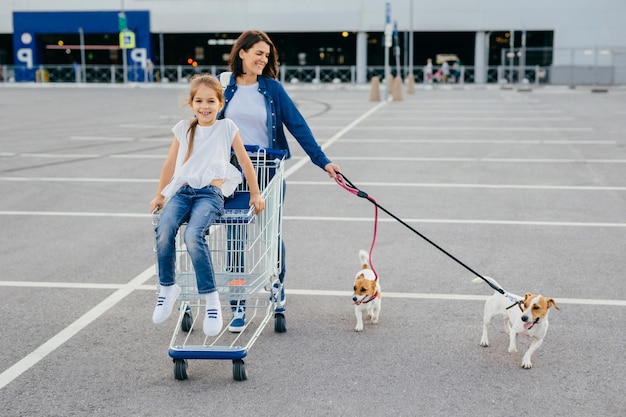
[239,41,270,76]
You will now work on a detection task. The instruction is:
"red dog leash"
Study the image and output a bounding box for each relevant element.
[335,172,379,281]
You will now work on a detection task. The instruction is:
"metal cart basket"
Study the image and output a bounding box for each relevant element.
[152,146,286,381]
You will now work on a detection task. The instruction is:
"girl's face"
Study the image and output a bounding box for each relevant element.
[239,41,270,76]
[191,84,222,126]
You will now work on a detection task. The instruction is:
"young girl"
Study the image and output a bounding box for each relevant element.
[150,74,265,336]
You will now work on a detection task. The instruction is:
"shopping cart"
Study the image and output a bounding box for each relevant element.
[152,146,286,381]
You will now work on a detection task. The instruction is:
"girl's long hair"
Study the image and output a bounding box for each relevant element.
[183,74,223,162]
[229,29,279,79]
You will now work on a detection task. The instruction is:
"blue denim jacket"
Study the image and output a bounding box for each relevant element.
[218,75,331,170]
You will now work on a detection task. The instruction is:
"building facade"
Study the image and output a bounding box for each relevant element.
[1,0,624,84]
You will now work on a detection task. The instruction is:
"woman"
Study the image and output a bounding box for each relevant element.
[219,29,340,332]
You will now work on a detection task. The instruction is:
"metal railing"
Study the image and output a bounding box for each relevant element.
[0,63,619,86]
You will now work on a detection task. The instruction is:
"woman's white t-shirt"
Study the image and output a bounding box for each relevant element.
[224,82,268,148]
[161,118,242,199]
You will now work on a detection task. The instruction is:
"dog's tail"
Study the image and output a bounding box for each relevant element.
[359,250,370,270]
[472,275,501,289]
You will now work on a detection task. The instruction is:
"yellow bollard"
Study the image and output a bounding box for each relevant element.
[392,75,403,101]
[369,76,381,101]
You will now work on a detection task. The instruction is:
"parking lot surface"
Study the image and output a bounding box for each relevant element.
[1,82,625,416]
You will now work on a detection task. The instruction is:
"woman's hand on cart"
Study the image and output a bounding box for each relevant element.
[249,192,265,214]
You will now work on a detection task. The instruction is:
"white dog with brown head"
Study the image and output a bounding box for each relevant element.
[353,250,381,332]
[474,276,560,368]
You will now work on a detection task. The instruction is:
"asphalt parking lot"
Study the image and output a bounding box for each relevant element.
[0,81,625,417]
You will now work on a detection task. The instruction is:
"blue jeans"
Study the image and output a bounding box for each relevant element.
[155,185,224,294]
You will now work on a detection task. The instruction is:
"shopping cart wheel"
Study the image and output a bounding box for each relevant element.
[173,359,188,380]
[181,311,193,332]
[232,359,247,381]
[274,312,286,333]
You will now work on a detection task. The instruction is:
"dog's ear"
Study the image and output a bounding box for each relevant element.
[547,298,560,311]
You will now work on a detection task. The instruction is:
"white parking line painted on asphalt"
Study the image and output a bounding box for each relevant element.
[0,177,156,183]
[338,139,615,145]
[0,211,148,218]
[285,216,626,228]
[0,281,130,290]
[336,126,595,132]
[4,177,624,191]
[287,181,626,191]
[16,153,101,158]
[6,153,625,164]
[109,154,166,158]
[328,109,565,114]
[118,124,173,129]
[70,136,135,141]
[285,289,626,306]
[332,156,626,163]
[316,116,576,122]
[1,280,624,307]
[0,265,156,390]
[1,211,624,228]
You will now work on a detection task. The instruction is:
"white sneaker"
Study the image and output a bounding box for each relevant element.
[203,292,223,336]
[203,307,223,336]
[152,284,181,324]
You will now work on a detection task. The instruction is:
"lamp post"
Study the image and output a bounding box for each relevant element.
[408,0,414,79]
[384,2,392,99]
[119,11,128,83]
[78,27,86,83]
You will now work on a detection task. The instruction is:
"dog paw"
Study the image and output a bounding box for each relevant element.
[480,341,489,347]
[355,326,363,332]
[508,346,518,353]
[522,360,533,369]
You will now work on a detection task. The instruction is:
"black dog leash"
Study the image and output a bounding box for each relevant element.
[335,172,519,304]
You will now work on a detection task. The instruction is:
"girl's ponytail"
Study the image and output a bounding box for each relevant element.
[183,118,199,163]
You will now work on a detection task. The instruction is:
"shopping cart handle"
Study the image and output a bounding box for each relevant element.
[243,145,287,159]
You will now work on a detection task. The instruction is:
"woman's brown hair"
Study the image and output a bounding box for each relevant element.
[229,30,279,79]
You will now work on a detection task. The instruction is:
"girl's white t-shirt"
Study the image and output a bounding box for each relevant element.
[161,118,242,199]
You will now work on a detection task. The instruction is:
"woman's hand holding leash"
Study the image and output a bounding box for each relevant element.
[325,162,341,179]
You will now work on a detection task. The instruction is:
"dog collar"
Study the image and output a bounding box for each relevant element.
[354,290,379,306]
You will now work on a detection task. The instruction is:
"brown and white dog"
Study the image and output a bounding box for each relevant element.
[353,250,381,332]
[473,277,560,369]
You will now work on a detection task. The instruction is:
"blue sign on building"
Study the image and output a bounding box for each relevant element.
[12,10,151,81]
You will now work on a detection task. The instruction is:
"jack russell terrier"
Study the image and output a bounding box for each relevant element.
[352,250,381,332]
[473,276,560,369]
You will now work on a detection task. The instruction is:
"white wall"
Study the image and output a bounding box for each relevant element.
[3,0,625,52]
